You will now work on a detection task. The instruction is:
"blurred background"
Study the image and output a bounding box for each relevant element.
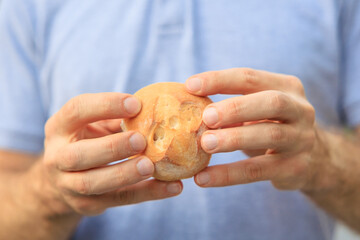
[0,1,359,239]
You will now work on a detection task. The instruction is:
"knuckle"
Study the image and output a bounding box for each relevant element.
[104,136,121,160]
[268,91,289,116]
[61,146,81,170]
[62,96,81,123]
[44,118,55,137]
[203,71,221,91]
[74,175,92,195]
[304,103,316,123]
[267,125,285,143]
[288,75,305,95]
[229,129,245,149]
[225,166,233,185]
[100,94,117,116]
[113,190,135,205]
[73,199,104,216]
[240,68,258,86]
[243,162,263,182]
[115,165,129,186]
[227,99,243,117]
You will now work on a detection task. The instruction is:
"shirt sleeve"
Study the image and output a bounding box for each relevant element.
[0,0,46,153]
[339,0,360,127]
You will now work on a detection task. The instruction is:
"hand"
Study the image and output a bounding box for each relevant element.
[42,93,182,216]
[186,68,317,190]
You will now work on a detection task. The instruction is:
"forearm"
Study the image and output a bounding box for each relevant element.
[0,158,81,240]
[302,127,360,232]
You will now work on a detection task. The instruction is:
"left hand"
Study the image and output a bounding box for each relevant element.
[185,68,317,190]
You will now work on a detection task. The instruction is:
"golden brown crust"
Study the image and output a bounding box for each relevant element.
[122,82,212,181]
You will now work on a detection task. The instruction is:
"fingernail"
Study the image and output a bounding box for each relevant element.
[196,172,210,185]
[129,132,146,151]
[166,182,182,194]
[203,107,219,126]
[124,97,141,115]
[202,134,218,150]
[186,78,202,92]
[136,157,154,176]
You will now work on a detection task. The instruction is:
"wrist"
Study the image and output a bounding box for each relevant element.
[16,160,81,238]
[301,127,349,195]
[28,160,80,216]
[301,127,332,194]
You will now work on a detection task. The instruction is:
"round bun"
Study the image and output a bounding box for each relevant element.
[122,82,212,181]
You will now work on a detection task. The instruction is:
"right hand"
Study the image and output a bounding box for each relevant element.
[42,93,182,216]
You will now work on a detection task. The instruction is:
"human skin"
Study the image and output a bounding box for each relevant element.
[1,68,359,239]
[185,68,360,232]
[0,93,182,240]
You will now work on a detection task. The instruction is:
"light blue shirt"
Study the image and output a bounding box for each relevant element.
[1,0,360,239]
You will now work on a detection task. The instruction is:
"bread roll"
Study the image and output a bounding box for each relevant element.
[122,82,212,181]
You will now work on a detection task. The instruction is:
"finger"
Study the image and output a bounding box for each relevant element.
[242,149,267,158]
[100,119,124,133]
[57,131,146,171]
[218,120,277,129]
[58,156,155,195]
[67,180,183,215]
[52,93,141,134]
[101,179,183,207]
[88,119,123,134]
[201,123,300,153]
[194,154,282,187]
[83,119,123,139]
[195,154,308,189]
[185,68,304,96]
[91,119,124,134]
[201,91,300,128]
